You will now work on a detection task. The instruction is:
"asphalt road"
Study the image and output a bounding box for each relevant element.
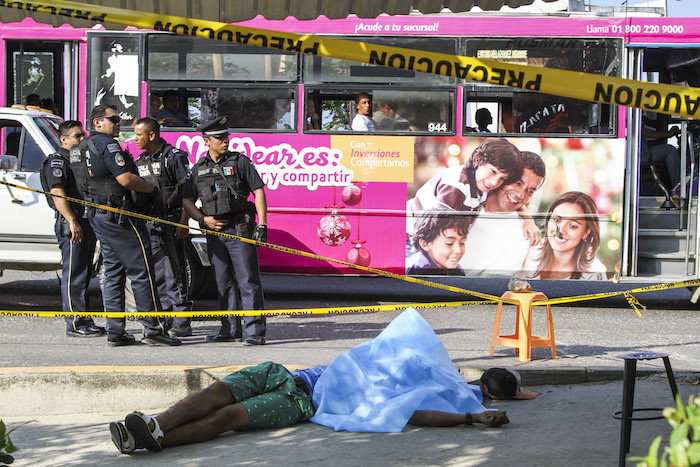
[1,270,698,369]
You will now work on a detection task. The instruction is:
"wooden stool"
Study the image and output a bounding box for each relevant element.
[489,291,557,362]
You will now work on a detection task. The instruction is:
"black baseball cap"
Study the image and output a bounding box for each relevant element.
[480,368,537,400]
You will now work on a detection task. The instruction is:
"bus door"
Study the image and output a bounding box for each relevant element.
[4,40,81,119]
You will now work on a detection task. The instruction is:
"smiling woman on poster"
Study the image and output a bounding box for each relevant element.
[521,191,606,280]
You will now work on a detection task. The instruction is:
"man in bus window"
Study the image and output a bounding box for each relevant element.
[156,90,193,127]
[372,101,397,130]
[475,108,493,133]
[351,92,375,132]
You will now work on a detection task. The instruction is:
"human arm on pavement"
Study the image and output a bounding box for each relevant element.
[50,186,82,243]
[407,410,509,428]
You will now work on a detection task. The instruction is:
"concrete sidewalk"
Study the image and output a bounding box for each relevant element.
[3,378,698,466]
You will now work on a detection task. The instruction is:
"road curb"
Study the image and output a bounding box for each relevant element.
[2,366,698,417]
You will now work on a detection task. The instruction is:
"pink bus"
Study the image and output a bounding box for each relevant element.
[2,14,699,287]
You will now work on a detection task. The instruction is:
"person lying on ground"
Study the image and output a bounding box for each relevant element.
[110,308,536,454]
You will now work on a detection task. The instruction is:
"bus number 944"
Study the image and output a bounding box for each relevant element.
[428,122,447,132]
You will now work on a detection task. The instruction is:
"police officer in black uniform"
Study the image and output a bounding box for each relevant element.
[134,117,194,337]
[73,104,180,347]
[182,117,267,345]
[40,120,105,337]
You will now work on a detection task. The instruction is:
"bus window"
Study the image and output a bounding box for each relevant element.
[196,87,296,131]
[463,37,620,136]
[147,34,298,82]
[304,36,457,86]
[306,89,454,134]
[87,33,141,128]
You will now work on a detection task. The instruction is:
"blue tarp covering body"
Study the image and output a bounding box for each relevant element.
[310,308,486,432]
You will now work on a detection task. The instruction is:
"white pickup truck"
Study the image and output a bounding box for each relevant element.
[0,106,65,272]
[0,106,211,298]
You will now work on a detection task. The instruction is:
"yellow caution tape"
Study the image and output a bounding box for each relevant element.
[623,292,646,317]
[0,300,491,318]
[2,0,699,118]
[0,178,517,305]
[534,278,700,307]
[4,178,698,317]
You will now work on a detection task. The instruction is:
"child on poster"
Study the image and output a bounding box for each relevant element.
[406,212,471,276]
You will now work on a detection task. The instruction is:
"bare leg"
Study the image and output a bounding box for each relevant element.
[156,382,236,432]
[161,403,250,447]
[408,410,508,428]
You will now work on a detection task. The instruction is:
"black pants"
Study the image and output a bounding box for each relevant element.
[206,224,266,339]
[89,213,167,340]
[56,217,97,332]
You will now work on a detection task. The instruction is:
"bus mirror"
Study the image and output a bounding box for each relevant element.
[0,154,18,171]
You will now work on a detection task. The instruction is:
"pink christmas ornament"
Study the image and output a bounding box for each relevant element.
[341,184,362,206]
[346,241,371,267]
[317,212,351,246]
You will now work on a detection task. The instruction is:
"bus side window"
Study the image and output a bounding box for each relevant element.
[308,89,454,134]
[198,88,296,131]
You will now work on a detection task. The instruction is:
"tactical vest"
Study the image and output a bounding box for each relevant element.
[195,152,251,217]
[70,136,130,200]
[135,144,182,210]
[39,152,83,214]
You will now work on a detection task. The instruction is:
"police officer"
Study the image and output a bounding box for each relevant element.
[40,120,105,337]
[73,104,180,347]
[182,116,267,345]
[134,117,193,338]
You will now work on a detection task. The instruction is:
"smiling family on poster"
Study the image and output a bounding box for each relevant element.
[406,137,607,281]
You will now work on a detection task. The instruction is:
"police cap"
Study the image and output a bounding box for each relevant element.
[198,116,230,138]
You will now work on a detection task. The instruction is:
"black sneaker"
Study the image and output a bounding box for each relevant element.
[168,325,193,338]
[108,333,136,347]
[243,335,266,346]
[66,327,102,338]
[206,333,234,343]
[142,334,182,346]
[87,325,107,335]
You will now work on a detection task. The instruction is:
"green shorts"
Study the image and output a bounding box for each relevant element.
[221,361,315,429]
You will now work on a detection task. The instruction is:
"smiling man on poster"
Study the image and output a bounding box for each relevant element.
[460,151,546,277]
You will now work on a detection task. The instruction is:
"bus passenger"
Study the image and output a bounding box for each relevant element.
[475,108,492,133]
[306,98,321,130]
[273,99,292,130]
[156,90,193,127]
[351,92,375,131]
[406,212,470,276]
[520,191,606,280]
[372,101,397,130]
[150,96,178,127]
[642,116,681,190]
[25,93,41,106]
